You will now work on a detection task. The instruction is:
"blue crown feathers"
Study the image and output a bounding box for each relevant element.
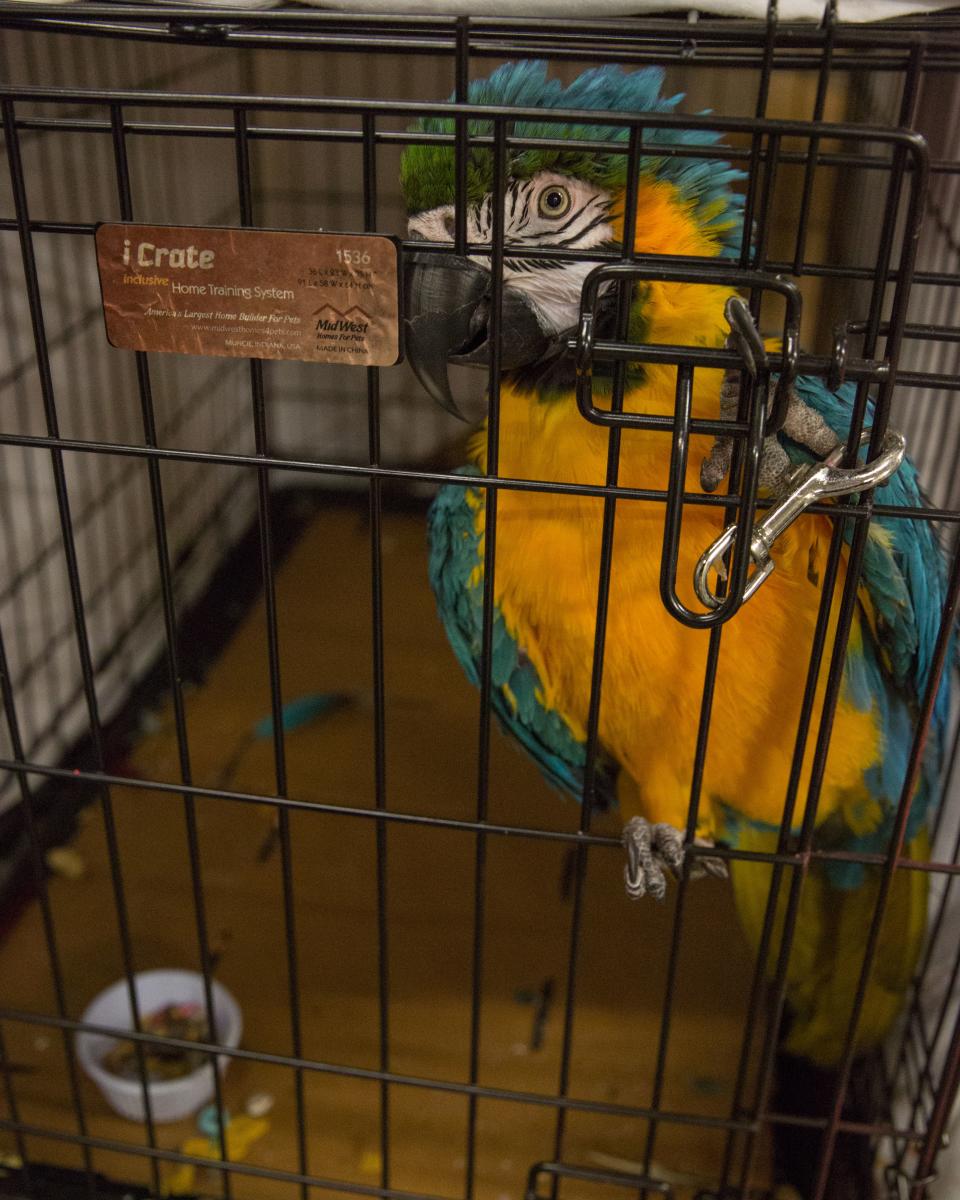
[401,60,746,256]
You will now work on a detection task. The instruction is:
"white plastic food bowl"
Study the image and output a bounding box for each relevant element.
[76,969,242,1123]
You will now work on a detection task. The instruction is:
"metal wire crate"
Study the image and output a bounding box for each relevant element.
[0,6,958,1200]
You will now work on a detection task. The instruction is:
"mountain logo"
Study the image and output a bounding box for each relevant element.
[314,304,371,335]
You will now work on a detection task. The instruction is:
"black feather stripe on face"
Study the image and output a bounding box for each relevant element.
[494,186,615,276]
[404,170,618,348]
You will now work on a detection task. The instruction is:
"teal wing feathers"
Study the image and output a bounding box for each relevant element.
[776,378,951,881]
[427,470,618,806]
[791,380,946,698]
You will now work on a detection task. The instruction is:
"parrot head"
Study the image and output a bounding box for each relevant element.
[401,61,745,414]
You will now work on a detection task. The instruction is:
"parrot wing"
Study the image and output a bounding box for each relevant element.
[428,470,618,807]
[779,377,950,845]
[782,379,946,709]
[724,376,950,1067]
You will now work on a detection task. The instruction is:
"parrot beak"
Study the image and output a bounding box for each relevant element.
[403,251,554,418]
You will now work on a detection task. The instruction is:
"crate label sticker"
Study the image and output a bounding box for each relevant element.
[95,223,401,366]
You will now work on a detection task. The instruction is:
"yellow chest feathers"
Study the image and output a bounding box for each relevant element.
[467,375,880,839]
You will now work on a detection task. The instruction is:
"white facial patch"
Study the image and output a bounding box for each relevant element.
[407,171,615,336]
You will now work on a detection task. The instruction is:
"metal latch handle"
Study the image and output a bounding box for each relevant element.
[694,429,906,610]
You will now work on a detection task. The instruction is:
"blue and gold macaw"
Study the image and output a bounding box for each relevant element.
[401,62,951,1197]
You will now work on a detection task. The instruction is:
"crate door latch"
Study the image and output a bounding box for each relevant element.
[693,429,907,610]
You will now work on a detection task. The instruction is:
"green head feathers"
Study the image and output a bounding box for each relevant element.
[401,61,745,257]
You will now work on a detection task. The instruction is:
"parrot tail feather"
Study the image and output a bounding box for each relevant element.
[725,822,930,1198]
[728,826,929,1068]
[772,1045,886,1200]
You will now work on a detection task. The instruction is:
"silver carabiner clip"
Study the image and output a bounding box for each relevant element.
[694,429,906,610]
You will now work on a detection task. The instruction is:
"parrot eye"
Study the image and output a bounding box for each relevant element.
[537,185,571,219]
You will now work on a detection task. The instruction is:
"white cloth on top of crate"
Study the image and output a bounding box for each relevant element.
[300,1,960,19]
[56,0,960,19]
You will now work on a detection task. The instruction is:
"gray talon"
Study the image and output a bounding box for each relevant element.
[621,817,686,901]
[622,819,728,899]
[782,390,841,460]
[688,836,729,882]
[651,821,685,873]
[623,815,657,900]
[701,316,842,497]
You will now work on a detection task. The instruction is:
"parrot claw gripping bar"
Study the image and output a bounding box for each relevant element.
[694,429,906,611]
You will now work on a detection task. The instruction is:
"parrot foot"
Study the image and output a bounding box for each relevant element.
[621,818,728,901]
[689,837,729,884]
[622,817,683,901]
[700,326,839,496]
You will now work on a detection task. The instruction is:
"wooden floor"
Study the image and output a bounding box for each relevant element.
[0,504,770,1199]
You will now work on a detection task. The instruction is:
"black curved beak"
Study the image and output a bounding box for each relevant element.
[403,251,555,418]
